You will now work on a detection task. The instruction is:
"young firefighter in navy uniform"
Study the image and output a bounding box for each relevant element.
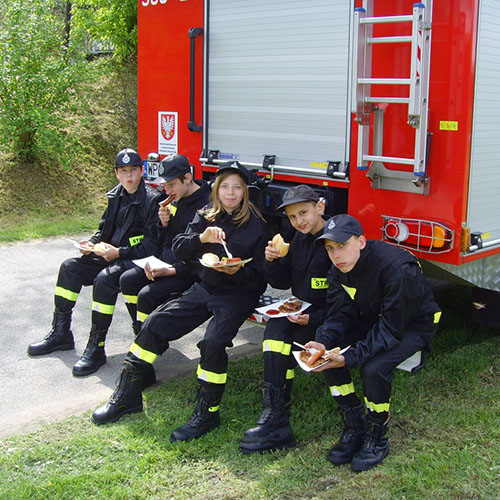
[306,214,441,472]
[91,162,271,444]
[27,149,165,377]
[239,185,331,454]
[120,154,211,336]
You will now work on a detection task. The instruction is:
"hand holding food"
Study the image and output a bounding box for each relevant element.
[94,242,119,262]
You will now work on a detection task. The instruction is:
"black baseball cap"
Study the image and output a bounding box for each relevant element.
[155,154,191,183]
[277,184,320,209]
[115,148,142,167]
[315,214,363,244]
[216,161,251,185]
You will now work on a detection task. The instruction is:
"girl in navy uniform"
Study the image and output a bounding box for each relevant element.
[92,162,271,444]
[240,185,331,454]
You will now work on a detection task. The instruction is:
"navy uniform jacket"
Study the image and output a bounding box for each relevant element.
[89,178,165,260]
[263,226,331,329]
[172,206,271,297]
[315,240,441,369]
[157,181,211,279]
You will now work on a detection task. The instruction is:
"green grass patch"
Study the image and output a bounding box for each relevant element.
[1,309,498,500]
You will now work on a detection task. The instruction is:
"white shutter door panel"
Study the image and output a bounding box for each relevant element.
[206,0,352,173]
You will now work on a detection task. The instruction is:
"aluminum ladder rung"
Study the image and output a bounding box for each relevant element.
[365,97,410,104]
[358,78,411,85]
[367,35,412,44]
[360,15,413,24]
[363,155,415,166]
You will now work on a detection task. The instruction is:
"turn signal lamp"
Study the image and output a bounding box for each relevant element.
[382,216,454,253]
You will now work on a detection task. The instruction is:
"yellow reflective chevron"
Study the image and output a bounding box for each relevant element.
[285,368,295,380]
[341,285,357,300]
[123,294,138,305]
[434,311,442,323]
[169,204,177,217]
[311,277,328,289]
[330,381,355,397]
[364,397,390,413]
[262,339,292,356]
[92,301,115,315]
[129,234,144,246]
[137,310,149,322]
[55,286,79,302]
[130,342,157,364]
[197,364,227,384]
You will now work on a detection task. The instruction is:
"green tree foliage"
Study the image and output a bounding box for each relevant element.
[0,0,86,161]
[72,0,138,60]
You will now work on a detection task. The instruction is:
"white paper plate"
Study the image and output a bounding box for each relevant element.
[199,257,253,268]
[256,297,312,319]
[293,346,350,372]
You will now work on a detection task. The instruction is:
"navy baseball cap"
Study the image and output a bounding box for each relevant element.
[277,184,320,209]
[216,161,251,185]
[115,148,142,167]
[155,154,191,183]
[316,214,363,244]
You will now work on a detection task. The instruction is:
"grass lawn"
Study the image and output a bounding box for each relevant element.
[0,285,498,499]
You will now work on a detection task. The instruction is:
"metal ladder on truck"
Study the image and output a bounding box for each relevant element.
[351,0,433,195]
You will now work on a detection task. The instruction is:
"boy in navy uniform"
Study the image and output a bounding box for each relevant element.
[120,154,211,335]
[307,214,441,472]
[240,185,331,454]
[28,149,164,377]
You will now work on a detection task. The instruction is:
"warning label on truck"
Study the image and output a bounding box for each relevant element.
[158,111,178,155]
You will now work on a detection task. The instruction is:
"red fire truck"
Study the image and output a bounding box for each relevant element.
[137,0,500,302]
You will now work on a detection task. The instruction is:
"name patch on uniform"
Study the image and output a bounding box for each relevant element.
[311,277,328,289]
[129,235,144,246]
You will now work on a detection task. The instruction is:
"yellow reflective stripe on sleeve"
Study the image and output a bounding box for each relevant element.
[330,381,355,397]
[364,397,390,413]
[434,311,442,323]
[341,285,357,299]
[196,364,227,385]
[262,339,292,356]
[92,301,115,315]
[130,342,157,364]
[55,286,79,302]
[311,277,328,289]
[123,294,138,305]
[137,310,149,323]
[169,205,177,217]
[129,234,144,246]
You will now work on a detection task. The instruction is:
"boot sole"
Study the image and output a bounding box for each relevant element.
[27,344,75,357]
[91,405,143,425]
[351,447,390,472]
[240,438,296,455]
[72,358,107,377]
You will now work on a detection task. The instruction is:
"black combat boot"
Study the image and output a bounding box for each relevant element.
[327,403,366,465]
[72,325,107,376]
[239,382,296,454]
[91,355,149,424]
[27,310,75,356]
[141,363,156,389]
[351,414,390,472]
[170,386,223,443]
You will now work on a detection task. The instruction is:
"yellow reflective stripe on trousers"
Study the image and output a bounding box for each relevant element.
[285,368,295,380]
[196,364,227,385]
[434,311,442,323]
[364,397,390,413]
[330,381,355,397]
[208,405,219,413]
[55,286,79,302]
[262,339,292,356]
[92,301,115,315]
[130,342,157,364]
[137,310,149,322]
[123,294,138,305]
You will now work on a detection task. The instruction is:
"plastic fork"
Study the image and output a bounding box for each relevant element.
[221,240,233,259]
